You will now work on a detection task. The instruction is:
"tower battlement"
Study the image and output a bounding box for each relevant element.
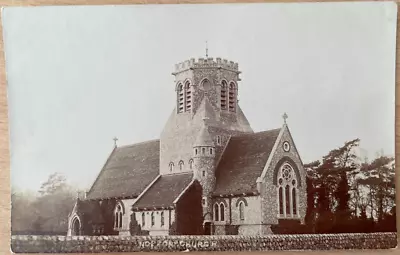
[173,57,240,74]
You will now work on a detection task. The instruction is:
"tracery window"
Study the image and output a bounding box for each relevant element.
[277,163,298,218]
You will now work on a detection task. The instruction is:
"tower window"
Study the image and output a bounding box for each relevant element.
[210,148,213,154]
[202,198,206,206]
[142,212,145,227]
[185,82,191,112]
[216,135,221,145]
[195,148,198,155]
[161,212,164,226]
[228,82,237,112]
[177,83,184,113]
[202,170,206,177]
[202,148,205,154]
[220,80,228,110]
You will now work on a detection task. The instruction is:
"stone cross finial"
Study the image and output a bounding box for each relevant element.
[282,112,288,124]
[113,137,118,147]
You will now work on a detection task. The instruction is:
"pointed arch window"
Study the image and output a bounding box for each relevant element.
[141,212,145,227]
[238,201,245,221]
[277,163,298,218]
[177,83,184,113]
[214,203,219,221]
[161,212,165,226]
[169,162,174,172]
[228,82,237,112]
[185,82,191,112]
[151,212,155,226]
[114,204,123,229]
[220,80,228,110]
[189,159,194,169]
[179,160,184,171]
[220,203,225,221]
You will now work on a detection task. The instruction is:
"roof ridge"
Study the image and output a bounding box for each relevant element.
[117,138,160,149]
[231,128,281,139]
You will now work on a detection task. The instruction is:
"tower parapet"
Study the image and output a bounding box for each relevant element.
[172,57,240,75]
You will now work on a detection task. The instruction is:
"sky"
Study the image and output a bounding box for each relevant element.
[3,2,397,192]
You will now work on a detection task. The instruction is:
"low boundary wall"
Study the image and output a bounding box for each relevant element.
[11,232,397,253]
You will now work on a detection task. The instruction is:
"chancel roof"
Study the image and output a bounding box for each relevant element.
[213,128,281,196]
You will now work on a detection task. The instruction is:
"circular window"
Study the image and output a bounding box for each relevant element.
[282,165,292,181]
[283,141,290,152]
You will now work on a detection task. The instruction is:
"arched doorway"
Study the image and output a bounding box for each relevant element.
[204,222,212,235]
[72,217,80,236]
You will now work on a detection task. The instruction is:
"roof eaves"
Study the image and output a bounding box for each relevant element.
[86,146,118,197]
[259,126,284,180]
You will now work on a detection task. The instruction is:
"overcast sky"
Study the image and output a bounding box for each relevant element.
[3,2,397,192]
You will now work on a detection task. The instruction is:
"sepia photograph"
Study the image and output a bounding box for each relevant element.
[3,2,397,252]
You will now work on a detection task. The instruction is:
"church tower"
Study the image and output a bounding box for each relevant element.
[159,56,253,175]
[192,119,216,222]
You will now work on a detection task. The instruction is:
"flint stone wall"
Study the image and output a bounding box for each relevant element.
[11,232,397,253]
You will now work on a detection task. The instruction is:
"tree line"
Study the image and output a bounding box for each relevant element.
[11,173,78,235]
[303,138,396,233]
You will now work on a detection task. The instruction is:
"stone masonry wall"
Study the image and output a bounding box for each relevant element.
[11,233,397,253]
[260,125,307,231]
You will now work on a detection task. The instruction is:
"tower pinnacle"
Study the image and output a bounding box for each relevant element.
[205,41,208,58]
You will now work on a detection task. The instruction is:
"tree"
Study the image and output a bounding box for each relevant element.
[304,160,321,233]
[129,213,142,235]
[358,156,395,222]
[33,173,77,234]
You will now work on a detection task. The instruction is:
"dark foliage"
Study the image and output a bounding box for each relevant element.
[168,221,178,235]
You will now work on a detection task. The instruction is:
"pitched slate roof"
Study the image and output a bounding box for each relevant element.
[86,140,160,200]
[213,128,281,196]
[132,173,193,210]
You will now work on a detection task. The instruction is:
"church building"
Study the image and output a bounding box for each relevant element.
[67,56,307,236]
